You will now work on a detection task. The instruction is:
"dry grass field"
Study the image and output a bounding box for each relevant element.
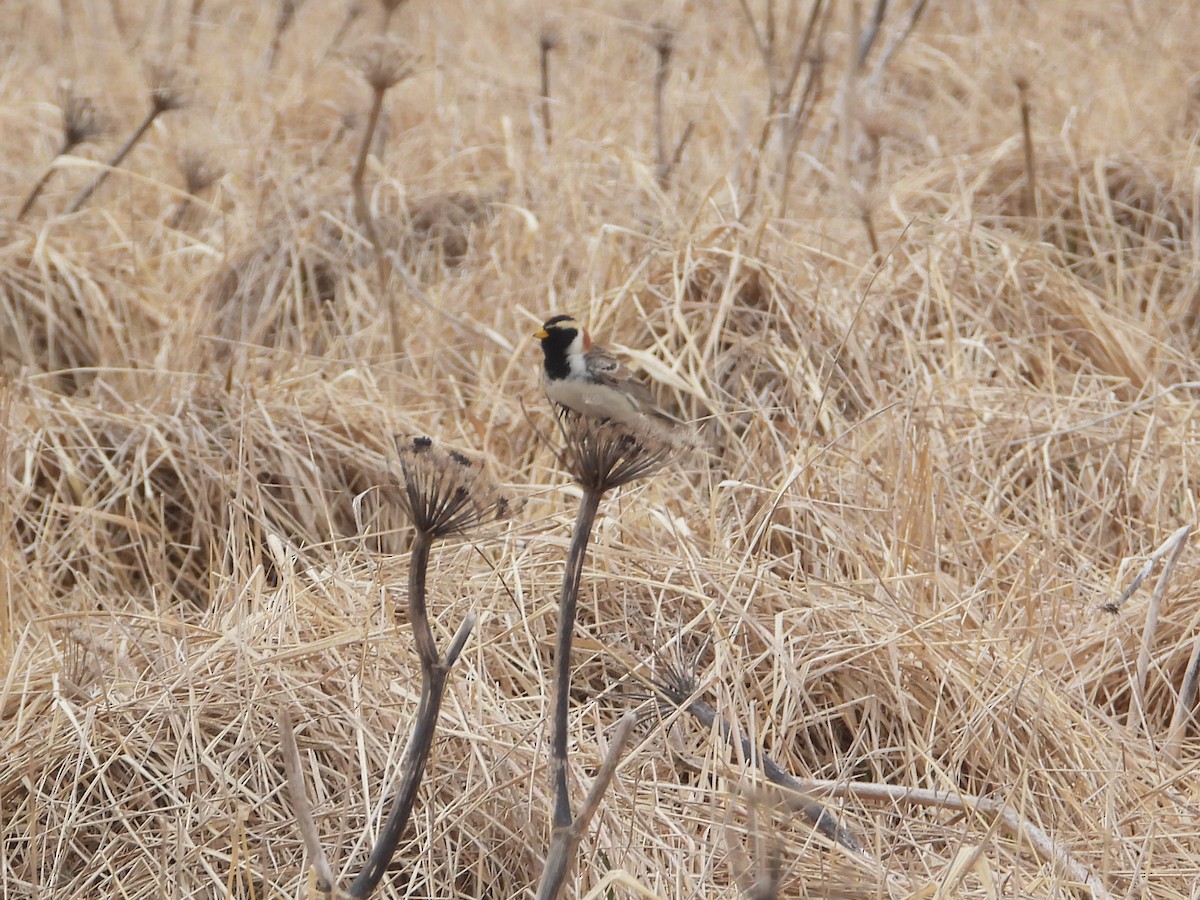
[3,0,1200,897]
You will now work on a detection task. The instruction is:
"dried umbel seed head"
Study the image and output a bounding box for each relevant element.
[179,148,224,195]
[653,22,675,64]
[58,86,104,150]
[539,22,561,53]
[145,62,189,113]
[555,408,692,494]
[389,436,514,539]
[358,35,414,92]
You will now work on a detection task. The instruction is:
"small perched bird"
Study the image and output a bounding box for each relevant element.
[534,314,675,427]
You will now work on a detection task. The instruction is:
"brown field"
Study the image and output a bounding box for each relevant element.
[3,1,1200,897]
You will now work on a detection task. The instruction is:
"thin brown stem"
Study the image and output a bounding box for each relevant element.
[1165,628,1200,763]
[16,152,66,222]
[658,120,695,188]
[66,107,160,214]
[351,85,386,249]
[548,488,603,830]
[539,30,557,148]
[1017,76,1038,220]
[350,82,395,327]
[653,26,674,187]
[185,0,204,59]
[167,196,192,230]
[855,0,888,72]
[349,530,472,899]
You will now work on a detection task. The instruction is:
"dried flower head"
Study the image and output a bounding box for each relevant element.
[555,408,691,493]
[58,86,104,150]
[540,22,562,54]
[145,62,189,113]
[179,148,224,195]
[653,22,675,64]
[359,35,414,92]
[389,436,513,539]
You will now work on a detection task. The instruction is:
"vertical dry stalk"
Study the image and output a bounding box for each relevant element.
[539,25,560,148]
[653,23,675,186]
[1016,75,1038,220]
[185,0,205,60]
[776,1,830,218]
[547,488,603,831]
[537,411,685,900]
[740,0,830,219]
[66,67,185,214]
[859,130,882,260]
[352,37,411,305]
[349,531,472,899]
[349,438,510,900]
[538,713,637,900]
[265,0,298,72]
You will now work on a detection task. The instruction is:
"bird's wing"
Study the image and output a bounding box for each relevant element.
[584,347,669,415]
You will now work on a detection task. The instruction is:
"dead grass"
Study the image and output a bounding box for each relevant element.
[3,0,1200,897]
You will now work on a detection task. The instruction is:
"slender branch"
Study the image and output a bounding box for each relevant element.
[1131,524,1190,734]
[869,0,929,82]
[658,120,695,189]
[279,708,337,895]
[794,778,1113,900]
[549,488,604,829]
[854,0,889,72]
[1101,524,1192,613]
[735,0,770,71]
[406,530,439,669]
[672,691,867,856]
[538,712,637,900]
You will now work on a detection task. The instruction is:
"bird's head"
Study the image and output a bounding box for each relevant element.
[534,315,591,355]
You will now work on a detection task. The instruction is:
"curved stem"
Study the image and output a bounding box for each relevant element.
[350,530,465,899]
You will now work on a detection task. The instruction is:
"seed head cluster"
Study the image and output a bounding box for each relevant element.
[556,409,689,493]
[60,87,104,150]
[389,436,512,539]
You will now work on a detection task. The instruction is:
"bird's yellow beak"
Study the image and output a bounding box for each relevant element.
[533,328,549,340]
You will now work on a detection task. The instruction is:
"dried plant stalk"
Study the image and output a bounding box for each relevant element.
[347,437,509,899]
[1017,75,1038,219]
[66,66,186,214]
[539,25,560,148]
[537,410,686,900]
[652,657,867,857]
[16,90,103,220]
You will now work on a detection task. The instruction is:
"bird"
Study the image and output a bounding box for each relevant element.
[533,314,676,427]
